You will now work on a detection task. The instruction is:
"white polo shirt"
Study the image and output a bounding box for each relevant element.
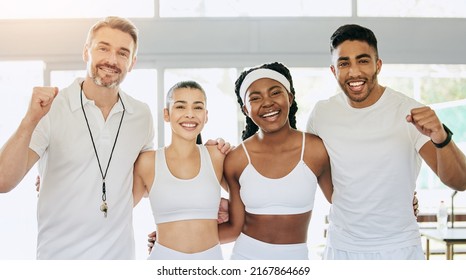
[30,78,154,259]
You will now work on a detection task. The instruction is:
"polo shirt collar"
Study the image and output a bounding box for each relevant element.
[69,78,135,114]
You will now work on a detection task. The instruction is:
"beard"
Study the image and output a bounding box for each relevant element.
[89,63,123,89]
[340,71,378,104]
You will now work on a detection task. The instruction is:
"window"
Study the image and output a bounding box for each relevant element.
[0,0,154,19]
[160,0,351,17]
[358,0,466,18]
[164,68,239,145]
[0,61,44,259]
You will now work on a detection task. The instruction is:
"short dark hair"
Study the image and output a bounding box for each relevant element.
[330,24,379,59]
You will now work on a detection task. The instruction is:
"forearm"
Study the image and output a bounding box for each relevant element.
[0,118,38,192]
[436,141,466,191]
[218,222,241,244]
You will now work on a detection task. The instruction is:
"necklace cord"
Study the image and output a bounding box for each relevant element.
[80,81,125,204]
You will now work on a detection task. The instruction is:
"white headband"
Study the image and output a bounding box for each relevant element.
[239,68,291,104]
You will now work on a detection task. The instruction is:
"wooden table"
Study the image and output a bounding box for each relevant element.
[420,228,466,260]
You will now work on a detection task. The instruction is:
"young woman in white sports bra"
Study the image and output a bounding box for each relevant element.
[218,62,334,259]
[132,81,228,260]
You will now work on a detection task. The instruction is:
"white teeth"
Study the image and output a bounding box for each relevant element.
[349,81,364,87]
[181,123,196,128]
[100,67,118,74]
[262,111,279,118]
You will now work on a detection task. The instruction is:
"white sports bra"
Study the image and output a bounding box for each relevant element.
[149,145,221,224]
[239,132,317,215]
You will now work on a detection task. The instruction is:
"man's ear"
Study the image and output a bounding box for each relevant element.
[128,56,137,73]
[330,65,336,77]
[82,44,89,62]
[376,58,382,74]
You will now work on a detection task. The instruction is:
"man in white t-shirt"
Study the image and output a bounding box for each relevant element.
[307,24,466,259]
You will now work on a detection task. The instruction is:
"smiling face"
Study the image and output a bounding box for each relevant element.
[83,27,136,89]
[243,77,292,133]
[164,87,208,141]
[330,40,383,108]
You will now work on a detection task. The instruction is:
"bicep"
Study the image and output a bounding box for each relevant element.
[318,166,333,204]
[132,171,146,206]
[419,141,438,175]
[207,145,226,184]
[27,148,40,172]
[132,151,154,206]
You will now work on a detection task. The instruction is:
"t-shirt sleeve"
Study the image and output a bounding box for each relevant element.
[29,115,50,158]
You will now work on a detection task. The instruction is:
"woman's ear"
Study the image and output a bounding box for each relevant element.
[163,108,170,122]
[242,105,249,116]
[288,91,294,106]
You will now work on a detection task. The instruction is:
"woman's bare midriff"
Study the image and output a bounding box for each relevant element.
[243,211,312,244]
[156,219,219,253]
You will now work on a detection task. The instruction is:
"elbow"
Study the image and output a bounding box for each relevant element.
[219,224,242,244]
[441,176,466,192]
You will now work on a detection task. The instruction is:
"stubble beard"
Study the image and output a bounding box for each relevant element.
[90,64,122,89]
[341,71,378,104]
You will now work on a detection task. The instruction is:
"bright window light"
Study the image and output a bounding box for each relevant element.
[160,0,351,17]
[358,0,466,18]
[0,0,154,19]
[164,68,239,145]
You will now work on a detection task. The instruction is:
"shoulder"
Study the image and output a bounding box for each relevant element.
[385,87,425,108]
[302,132,330,175]
[304,131,323,143]
[120,91,153,116]
[135,150,155,171]
[303,132,328,158]
[314,93,342,108]
[310,93,343,120]
[224,143,248,175]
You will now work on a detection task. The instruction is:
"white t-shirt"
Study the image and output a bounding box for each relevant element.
[307,87,429,252]
[30,78,154,259]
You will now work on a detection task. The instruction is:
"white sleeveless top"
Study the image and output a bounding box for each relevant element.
[149,145,221,224]
[239,132,318,215]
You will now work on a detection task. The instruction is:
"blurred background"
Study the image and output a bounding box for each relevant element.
[0,0,465,260]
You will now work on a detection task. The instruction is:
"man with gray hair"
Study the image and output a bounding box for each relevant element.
[0,16,154,259]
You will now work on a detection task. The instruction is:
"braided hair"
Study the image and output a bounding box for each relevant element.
[234,62,298,140]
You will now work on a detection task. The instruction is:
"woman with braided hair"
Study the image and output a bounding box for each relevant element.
[218,62,333,259]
